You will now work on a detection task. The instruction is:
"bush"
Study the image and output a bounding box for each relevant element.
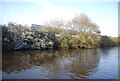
[117,77,120,81]
[1,23,60,51]
[60,34,71,48]
[110,37,120,46]
[2,25,14,51]
[98,36,117,47]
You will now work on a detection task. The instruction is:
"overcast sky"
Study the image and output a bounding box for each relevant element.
[1,0,119,37]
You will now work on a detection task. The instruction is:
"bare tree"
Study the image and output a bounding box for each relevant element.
[43,19,64,35]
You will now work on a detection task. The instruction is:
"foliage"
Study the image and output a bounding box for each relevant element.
[110,37,120,46]
[117,77,120,81]
[42,26,62,35]
[1,25,14,51]
[58,14,100,49]
[60,34,72,48]
[1,23,59,51]
[42,19,63,35]
[98,36,117,47]
[1,14,119,51]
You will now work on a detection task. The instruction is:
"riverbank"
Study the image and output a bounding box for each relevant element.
[1,23,119,51]
[1,15,120,51]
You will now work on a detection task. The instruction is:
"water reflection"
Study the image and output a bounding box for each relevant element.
[99,47,112,55]
[2,47,118,79]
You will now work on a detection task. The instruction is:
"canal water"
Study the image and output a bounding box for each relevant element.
[2,47,119,79]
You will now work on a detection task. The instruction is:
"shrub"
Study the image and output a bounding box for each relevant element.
[98,36,117,47]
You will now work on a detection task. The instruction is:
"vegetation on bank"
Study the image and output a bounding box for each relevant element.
[1,14,119,51]
[117,77,120,81]
[98,36,120,47]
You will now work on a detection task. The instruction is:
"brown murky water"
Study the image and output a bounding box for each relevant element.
[2,47,119,79]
